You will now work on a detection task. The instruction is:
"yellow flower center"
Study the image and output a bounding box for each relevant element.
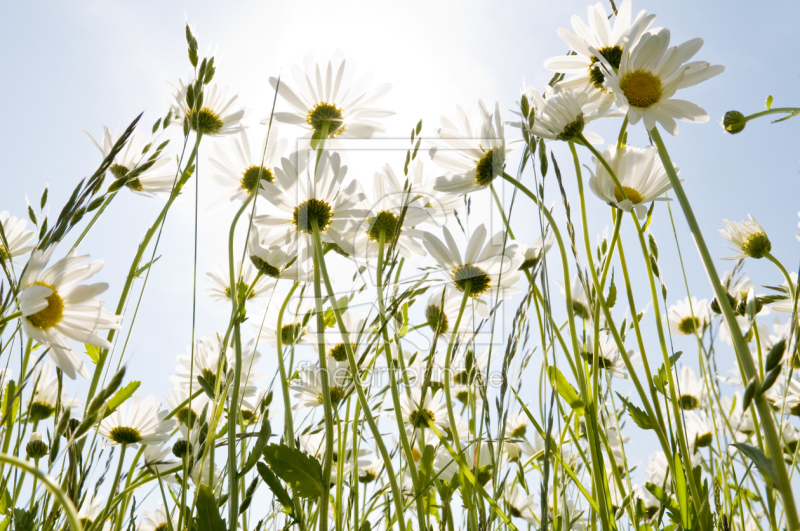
[408,408,435,428]
[452,265,491,296]
[742,232,771,259]
[109,426,143,445]
[475,149,503,186]
[613,186,644,204]
[588,45,624,90]
[26,283,64,330]
[241,166,274,194]
[307,102,346,137]
[187,107,225,135]
[293,198,333,234]
[250,254,281,278]
[619,70,662,108]
[425,304,449,335]
[367,211,401,243]
[678,316,701,335]
[110,163,130,179]
[328,342,354,362]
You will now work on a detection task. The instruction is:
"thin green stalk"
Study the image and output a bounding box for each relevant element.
[310,224,406,531]
[0,312,21,326]
[649,126,799,530]
[276,281,300,447]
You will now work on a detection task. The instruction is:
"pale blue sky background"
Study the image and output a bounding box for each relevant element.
[1,0,799,507]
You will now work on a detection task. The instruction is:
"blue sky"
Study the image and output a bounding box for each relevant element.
[1,0,799,495]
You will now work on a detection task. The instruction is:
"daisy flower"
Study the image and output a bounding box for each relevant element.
[395,387,450,440]
[423,284,472,336]
[406,159,464,226]
[422,224,523,319]
[433,447,459,483]
[170,337,263,399]
[503,410,535,461]
[248,227,313,282]
[290,358,352,410]
[582,331,638,379]
[167,80,246,136]
[299,430,371,471]
[206,259,274,304]
[769,375,800,417]
[781,421,799,456]
[191,456,223,487]
[558,275,591,320]
[307,309,368,364]
[720,393,755,438]
[768,272,798,314]
[505,485,539,524]
[634,485,661,520]
[519,231,554,271]
[99,394,176,447]
[685,410,714,450]
[514,85,606,144]
[358,458,383,483]
[208,129,288,203]
[451,346,492,387]
[543,0,656,113]
[719,215,771,260]
[19,246,121,379]
[251,295,314,347]
[78,494,105,527]
[84,125,176,196]
[596,29,725,135]
[588,145,679,219]
[675,366,705,410]
[430,100,507,194]
[143,444,178,482]
[254,151,368,250]
[667,297,710,336]
[268,51,392,140]
[27,363,82,422]
[165,384,209,428]
[138,505,179,531]
[0,211,35,263]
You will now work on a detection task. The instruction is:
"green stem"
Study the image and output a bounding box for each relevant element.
[276,282,299,446]
[310,225,406,531]
[743,107,800,122]
[649,126,799,530]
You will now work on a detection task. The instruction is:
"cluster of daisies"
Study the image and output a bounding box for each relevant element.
[1,1,798,530]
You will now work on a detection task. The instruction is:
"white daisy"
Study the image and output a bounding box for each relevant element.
[430,100,507,194]
[208,129,288,203]
[27,363,82,422]
[205,259,274,304]
[25,431,48,459]
[634,484,661,520]
[503,410,535,461]
[719,215,771,260]
[406,159,464,227]
[358,457,383,484]
[248,226,313,282]
[433,447,459,483]
[583,331,639,380]
[685,410,714,450]
[451,346,492,387]
[558,275,591,320]
[78,494,105,527]
[190,455,223,487]
[514,85,606,144]
[769,272,798,315]
[769,375,800,417]
[268,51,393,140]
[19,246,122,379]
[543,0,656,113]
[143,444,178,482]
[0,211,35,262]
[290,358,352,410]
[675,366,705,410]
[251,296,314,348]
[167,80,246,137]
[519,231,555,271]
[99,394,176,447]
[395,387,450,440]
[718,314,752,347]
[307,309,369,364]
[137,505,179,531]
[254,151,368,251]
[505,485,539,524]
[720,393,755,438]
[781,421,799,456]
[667,297,710,336]
[588,145,679,219]
[84,125,176,196]
[423,284,472,336]
[170,337,263,399]
[165,384,210,429]
[597,29,725,135]
[299,430,371,472]
[423,224,523,319]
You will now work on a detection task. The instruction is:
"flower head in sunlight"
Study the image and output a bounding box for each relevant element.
[423,284,474,337]
[170,337,263,399]
[685,410,714,449]
[84,125,176,196]
[206,259,274,304]
[558,275,592,320]
[27,363,82,422]
[719,215,771,260]
[248,226,313,282]
[769,272,798,315]
[406,159,464,226]
[544,0,656,113]
[768,375,800,416]
[25,432,48,459]
[254,151,367,250]
[503,410,536,461]
[139,505,179,531]
[423,224,523,319]
[268,51,393,140]
[77,494,104,528]
[168,80,246,136]
[396,387,450,440]
[359,458,383,484]
[505,484,539,524]
[99,394,175,446]
[596,30,724,135]
[675,366,705,410]
[582,331,638,379]
[251,295,314,347]
[307,309,367,364]
[209,129,288,204]
[519,230,554,271]
[290,358,352,410]
[165,384,210,429]
[143,444,178,483]
[667,296,710,336]
[514,85,607,144]
[0,211,35,262]
[430,100,507,194]
[19,246,121,380]
[588,145,678,219]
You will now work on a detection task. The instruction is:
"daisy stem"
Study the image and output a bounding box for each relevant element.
[442,282,470,459]
[101,442,127,527]
[276,281,299,446]
[310,224,407,531]
[0,312,21,326]
[649,126,800,530]
[0,452,83,531]
[310,220,336,531]
[28,457,38,512]
[765,252,797,305]
[742,108,800,123]
[376,233,427,529]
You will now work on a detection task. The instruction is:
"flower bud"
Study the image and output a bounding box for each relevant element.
[26,432,48,459]
[722,111,746,134]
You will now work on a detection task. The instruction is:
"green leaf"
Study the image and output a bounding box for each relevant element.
[85,344,101,364]
[12,509,35,531]
[240,417,271,477]
[103,381,140,418]
[639,201,656,233]
[766,95,773,109]
[616,393,652,430]
[672,452,689,529]
[419,444,435,485]
[606,272,617,309]
[196,485,226,531]
[645,483,680,522]
[262,443,323,499]
[197,375,216,399]
[547,366,585,415]
[398,302,409,337]
[134,256,161,277]
[732,443,774,486]
[257,461,294,512]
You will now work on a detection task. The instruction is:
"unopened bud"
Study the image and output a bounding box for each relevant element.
[26,433,48,459]
[722,111,746,134]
